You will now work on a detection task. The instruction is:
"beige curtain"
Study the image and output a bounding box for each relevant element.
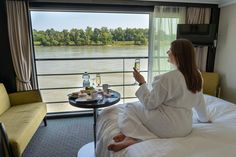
[6,0,33,91]
[186,7,211,71]
[149,6,186,82]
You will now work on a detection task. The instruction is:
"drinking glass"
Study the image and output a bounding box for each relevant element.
[134,59,140,84]
[96,74,101,87]
[102,84,109,93]
[134,58,140,72]
[91,78,96,88]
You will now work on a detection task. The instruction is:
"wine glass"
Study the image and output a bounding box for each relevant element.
[134,59,140,84]
[91,78,96,88]
[134,58,140,72]
[96,74,101,87]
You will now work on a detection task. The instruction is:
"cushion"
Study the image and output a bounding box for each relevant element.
[201,72,220,97]
[0,102,47,156]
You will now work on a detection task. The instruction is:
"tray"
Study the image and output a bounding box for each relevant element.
[75,96,99,103]
[68,93,100,104]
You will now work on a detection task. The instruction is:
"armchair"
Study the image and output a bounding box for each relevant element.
[0,83,47,157]
[201,72,221,97]
[0,122,14,157]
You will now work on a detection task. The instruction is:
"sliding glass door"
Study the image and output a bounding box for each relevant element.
[30,11,149,114]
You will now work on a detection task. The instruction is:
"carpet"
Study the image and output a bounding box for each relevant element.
[22,116,93,157]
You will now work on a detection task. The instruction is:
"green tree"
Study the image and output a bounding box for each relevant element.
[124,28,135,41]
[78,29,86,45]
[70,28,79,45]
[100,27,113,45]
[62,29,70,45]
[33,27,149,46]
[92,28,101,44]
[112,27,124,41]
[85,27,93,45]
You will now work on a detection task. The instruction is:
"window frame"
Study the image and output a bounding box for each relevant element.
[29,5,152,115]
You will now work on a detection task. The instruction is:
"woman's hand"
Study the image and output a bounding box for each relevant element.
[133,67,146,85]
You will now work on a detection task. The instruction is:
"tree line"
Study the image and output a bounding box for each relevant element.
[33,27,149,46]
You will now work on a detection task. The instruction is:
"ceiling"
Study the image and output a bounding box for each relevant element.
[30,0,236,7]
[139,0,236,7]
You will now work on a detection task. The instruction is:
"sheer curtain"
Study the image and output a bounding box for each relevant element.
[186,7,211,71]
[6,0,33,91]
[148,6,186,82]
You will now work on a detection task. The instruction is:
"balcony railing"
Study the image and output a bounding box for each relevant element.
[35,56,149,113]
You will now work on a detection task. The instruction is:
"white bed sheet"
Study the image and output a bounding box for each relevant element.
[96,95,236,157]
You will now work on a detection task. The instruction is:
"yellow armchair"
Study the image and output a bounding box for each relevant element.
[0,83,47,157]
[0,122,14,157]
[201,72,220,97]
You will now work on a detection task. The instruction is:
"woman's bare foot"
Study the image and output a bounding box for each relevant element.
[107,137,139,152]
[113,132,126,142]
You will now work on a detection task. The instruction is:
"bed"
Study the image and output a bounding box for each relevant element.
[96,71,236,157]
[96,94,236,157]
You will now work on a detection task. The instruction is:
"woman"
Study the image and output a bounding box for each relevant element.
[107,39,211,152]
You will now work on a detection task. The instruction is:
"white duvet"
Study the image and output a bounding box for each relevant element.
[96,95,236,157]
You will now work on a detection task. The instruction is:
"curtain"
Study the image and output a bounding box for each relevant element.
[149,6,186,83]
[186,7,211,71]
[6,0,33,91]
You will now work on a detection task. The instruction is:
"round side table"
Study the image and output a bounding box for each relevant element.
[68,90,120,157]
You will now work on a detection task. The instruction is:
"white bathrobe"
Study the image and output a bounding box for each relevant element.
[118,69,209,140]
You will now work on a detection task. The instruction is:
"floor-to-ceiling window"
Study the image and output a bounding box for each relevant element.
[30,11,149,114]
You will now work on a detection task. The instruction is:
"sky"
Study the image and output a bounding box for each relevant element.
[31,11,149,31]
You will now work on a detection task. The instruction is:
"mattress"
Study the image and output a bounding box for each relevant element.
[96,95,236,157]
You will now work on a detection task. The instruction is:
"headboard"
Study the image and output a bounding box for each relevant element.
[201,72,220,97]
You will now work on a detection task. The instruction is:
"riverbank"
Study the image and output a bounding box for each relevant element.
[34,41,148,47]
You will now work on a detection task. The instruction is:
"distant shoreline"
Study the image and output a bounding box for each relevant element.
[34,41,148,47]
